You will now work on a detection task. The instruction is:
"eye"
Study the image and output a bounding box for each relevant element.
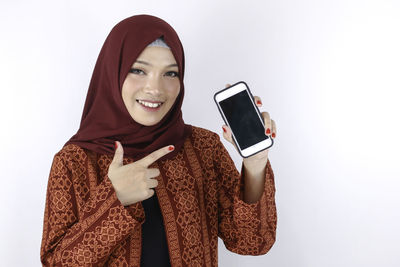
[129,68,145,75]
[165,71,179,78]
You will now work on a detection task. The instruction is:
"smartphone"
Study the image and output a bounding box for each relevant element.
[214,81,273,158]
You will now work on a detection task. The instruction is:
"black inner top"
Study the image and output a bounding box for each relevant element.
[140,192,171,267]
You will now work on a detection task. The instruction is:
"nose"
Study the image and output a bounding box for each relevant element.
[143,75,162,96]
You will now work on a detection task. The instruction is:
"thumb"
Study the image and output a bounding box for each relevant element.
[111,141,124,168]
[222,125,234,144]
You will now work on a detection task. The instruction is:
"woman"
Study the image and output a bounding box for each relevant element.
[40,14,277,267]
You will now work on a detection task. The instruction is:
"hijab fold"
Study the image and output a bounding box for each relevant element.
[65,15,192,160]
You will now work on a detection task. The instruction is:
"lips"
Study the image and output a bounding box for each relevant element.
[136,99,164,110]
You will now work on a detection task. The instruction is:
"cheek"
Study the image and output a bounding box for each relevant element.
[122,76,142,100]
[164,79,181,100]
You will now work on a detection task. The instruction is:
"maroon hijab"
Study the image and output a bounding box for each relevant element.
[65,15,192,160]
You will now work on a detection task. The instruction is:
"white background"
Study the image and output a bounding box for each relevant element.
[1,0,400,266]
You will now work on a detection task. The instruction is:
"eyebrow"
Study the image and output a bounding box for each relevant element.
[135,60,178,68]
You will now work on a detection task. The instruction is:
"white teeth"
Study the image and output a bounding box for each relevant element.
[137,100,162,108]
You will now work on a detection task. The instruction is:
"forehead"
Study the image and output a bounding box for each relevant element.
[134,46,177,66]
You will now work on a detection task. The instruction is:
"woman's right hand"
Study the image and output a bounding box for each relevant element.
[107,141,174,206]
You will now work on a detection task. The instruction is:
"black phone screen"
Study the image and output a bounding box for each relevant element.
[219,90,267,150]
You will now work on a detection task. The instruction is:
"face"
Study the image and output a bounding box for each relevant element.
[121,46,180,126]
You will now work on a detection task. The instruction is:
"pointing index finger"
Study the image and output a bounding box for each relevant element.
[137,145,175,167]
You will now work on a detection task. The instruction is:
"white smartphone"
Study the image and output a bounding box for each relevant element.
[214,81,273,158]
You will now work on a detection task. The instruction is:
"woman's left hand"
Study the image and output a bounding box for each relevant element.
[221,84,276,173]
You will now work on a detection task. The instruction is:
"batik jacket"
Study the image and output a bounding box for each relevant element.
[40,126,277,266]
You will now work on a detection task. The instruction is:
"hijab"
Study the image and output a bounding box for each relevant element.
[64,14,192,160]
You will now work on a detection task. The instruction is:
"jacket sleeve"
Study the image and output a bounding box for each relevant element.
[213,135,277,255]
[40,152,144,266]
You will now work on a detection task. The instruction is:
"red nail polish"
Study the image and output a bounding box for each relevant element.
[257,100,262,105]
[272,133,276,138]
[114,141,118,150]
[222,127,227,133]
[168,145,175,151]
[266,128,271,134]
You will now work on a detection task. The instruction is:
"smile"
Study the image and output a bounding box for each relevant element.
[136,99,163,109]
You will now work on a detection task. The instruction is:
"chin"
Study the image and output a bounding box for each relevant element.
[134,117,162,126]
[141,121,160,126]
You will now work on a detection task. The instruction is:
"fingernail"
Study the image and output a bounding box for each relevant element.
[272,133,276,138]
[114,141,118,150]
[257,100,262,105]
[266,128,271,135]
[168,145,175,151]
[222,127,227,133]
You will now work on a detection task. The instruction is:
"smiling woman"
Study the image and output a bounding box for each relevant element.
[40,14,277,267]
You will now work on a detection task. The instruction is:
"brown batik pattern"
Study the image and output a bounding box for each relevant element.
[151,160,183,267]
[40,126,277,266]
[162,151,204,266]
[183,138,213,267]
[189,127,277,256]
[98,155,144,267]
[40,146,142,266]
